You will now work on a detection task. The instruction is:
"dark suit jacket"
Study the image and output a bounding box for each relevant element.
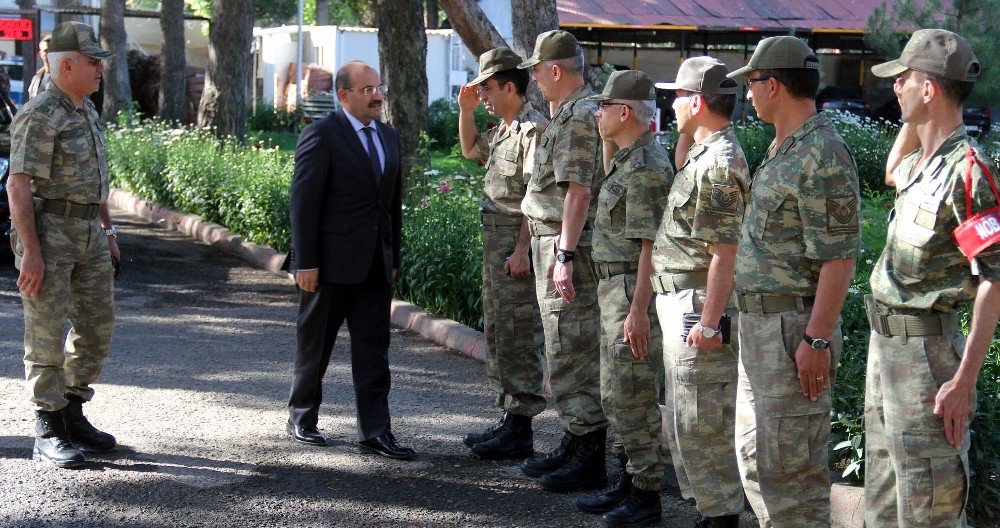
[285,109,403,284]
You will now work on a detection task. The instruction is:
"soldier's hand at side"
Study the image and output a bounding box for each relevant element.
[553,261,575,302]
[506,248,531,279]
[108,236,121,265]
[17,251,45,297]
[458,85,480,112]
[624,309,650,359]
[934,376,975,448]
[687,327,723,351]
[794,341,830,401]
[296,269,319,293]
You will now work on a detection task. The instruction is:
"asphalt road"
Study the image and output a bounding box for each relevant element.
[0,209,758,528]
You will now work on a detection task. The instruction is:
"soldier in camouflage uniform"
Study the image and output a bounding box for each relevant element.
[573,70,672,528]
[516,30,610,492]
[457,47,547,460]
[725,37,861,526]
[867,29,1000,527]
[652,57,748,528]
[6,22,119,468]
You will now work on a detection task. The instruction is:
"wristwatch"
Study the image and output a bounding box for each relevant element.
[698,323,720,339]
[555,248,575,263]
[104,226,118,238]
[803,333,830,351]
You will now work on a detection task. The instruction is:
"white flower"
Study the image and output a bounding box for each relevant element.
[424,169,440,176]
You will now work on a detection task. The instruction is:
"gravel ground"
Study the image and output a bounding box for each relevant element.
[0,210,759,528]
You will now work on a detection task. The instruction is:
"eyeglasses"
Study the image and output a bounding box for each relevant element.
[347,84,388,96]
[71,56,103,67]
[747,76,772,85]
[475,83,499,96]
[597,101,633,110]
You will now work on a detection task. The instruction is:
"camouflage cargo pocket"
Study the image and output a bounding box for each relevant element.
[900,430,968,526]
[761,394,828,473]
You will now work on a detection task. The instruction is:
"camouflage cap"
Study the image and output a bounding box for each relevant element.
[518,30,579,69]
[469,47,522,85]
[48,21,112,59]
[587,70,655,101]
[871,29,980,82]
[727,36,819,78]
[657,56,738,95]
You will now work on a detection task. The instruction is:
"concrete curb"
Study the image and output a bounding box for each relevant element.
[108,188,489,364]
[110,187,865,526]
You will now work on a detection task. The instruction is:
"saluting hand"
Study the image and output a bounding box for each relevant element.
[458,85,480,113]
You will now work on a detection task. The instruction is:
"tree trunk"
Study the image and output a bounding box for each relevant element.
[55,0,85,23]
[316,0,330,25]
[197,0,254,140]
[99,0,132,121]
[511,0,558,115]
[158,0,186,122]
[438,0,506,56]
[373,0,427,181]
[425,0,439,29]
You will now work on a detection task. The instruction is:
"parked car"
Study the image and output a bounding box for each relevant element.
[0,83,15,263]
[820,98,871,118]
[963,105,991,136]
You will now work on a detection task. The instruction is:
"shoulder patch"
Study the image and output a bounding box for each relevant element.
[826,196,859,235]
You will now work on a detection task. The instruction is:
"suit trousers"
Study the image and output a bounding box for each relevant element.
[288,249,392,441]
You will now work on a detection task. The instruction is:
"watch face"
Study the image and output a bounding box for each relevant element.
[813,339,829,350]
[556,252,566,263]
[700,326,718,338]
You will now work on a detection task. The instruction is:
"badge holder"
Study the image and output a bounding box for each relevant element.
[953,148,1000,260]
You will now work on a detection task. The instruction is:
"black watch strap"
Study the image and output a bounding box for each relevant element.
[556,248,575,262]
[803,333,830,350]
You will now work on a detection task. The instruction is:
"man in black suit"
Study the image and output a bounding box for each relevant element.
[285,60,415,460]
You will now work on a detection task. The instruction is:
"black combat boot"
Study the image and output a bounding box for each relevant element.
[63,395,116,452]
[470,413,533,460]
[33,409,85,469]
[695,514,740,528]
[463,411,513,447]
[602,486,662,528]
[538,428,608,492]
[522,431,575,478]
[577,451,632,514]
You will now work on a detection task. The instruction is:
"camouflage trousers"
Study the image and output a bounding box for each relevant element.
[482,217,545,417]
[865,326,971,528]
[597,271,663,491]
[530,233,607,435]
[14,213,114,412]
[736,309,840,528]
[657,288,744,515]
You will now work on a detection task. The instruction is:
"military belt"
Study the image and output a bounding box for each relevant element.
[735,293,814,314]
[527,218,561,237]
[651,271,708,294]
[864,295,955,337]
[481,212,522,228]
[595,261,639,280]
[37,198,100,220]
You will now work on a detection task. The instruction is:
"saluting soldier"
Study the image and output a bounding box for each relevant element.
[517,30,610,492]
[867,29,1000,527]
[6,22,119,468]
[654,57,748,528]
[575,70,672,527]
[725,36,861,526]
[458,47,547,460]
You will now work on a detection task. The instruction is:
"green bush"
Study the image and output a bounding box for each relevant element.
[247,100,303,133]
[425,98,494,150]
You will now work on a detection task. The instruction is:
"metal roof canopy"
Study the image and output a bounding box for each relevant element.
[563,26,873,55]
[37,6,210,21]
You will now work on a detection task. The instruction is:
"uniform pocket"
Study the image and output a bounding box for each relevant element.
[750,192,787,240]
[761,394,829,473]
[890,197,939,279]
[900,431,968,526]
[598,183,626,237]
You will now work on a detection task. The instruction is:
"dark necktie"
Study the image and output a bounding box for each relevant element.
[362,126,382,183]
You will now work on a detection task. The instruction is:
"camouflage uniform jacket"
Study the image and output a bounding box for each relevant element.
[871,126,1000,313]
[592,131,673,264]
[735,113,861,296]
[521,85,605,229]
[471,102,548,216]
[10,82,108,205]
[654,126,749,274]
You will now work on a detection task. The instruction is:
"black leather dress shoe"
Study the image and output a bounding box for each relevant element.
[358,431,417,460]
[286,421,327,446]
